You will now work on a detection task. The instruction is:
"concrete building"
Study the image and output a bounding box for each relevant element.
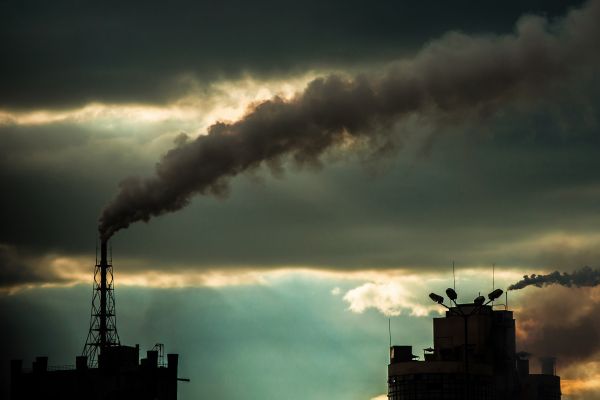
[10,345,180,400]
[388,301,560,399]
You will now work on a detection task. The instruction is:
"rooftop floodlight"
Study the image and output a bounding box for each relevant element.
[429,293,445,304]
[488,288,504,301]
[446,288,458,301]
[474,295,485,306]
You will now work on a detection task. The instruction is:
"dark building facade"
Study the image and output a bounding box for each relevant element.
[388,304,561,399]
[10,345,180,400]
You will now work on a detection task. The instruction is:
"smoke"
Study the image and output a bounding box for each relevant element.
[508,266,600,290]
[516,285,600,367]
[513,268,600,369]
[99,0,600,240]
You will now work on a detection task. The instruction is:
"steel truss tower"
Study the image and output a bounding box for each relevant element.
[83,239,120,366]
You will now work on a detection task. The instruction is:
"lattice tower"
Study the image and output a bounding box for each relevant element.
[82,239,120,366]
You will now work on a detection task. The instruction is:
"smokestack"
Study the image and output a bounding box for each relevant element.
[100,239,108,266]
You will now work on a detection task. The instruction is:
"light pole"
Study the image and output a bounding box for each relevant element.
[429,288,503,400]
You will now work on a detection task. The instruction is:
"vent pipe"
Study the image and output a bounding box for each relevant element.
[540,357,557,376]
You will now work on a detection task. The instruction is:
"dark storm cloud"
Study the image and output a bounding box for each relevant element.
[0,123,91,165]
[4,121,192,258]
[3,100,600,271]
[98,0,600,241]
[0,2,599,273]
[0,121,162,254]
[509,266,600,290]
[0,243,64,288]
[0,0,585,109]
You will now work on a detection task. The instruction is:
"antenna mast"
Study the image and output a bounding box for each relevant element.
[492,263,495,306]
[388,318,392,363]
[388,318,392,348]
[83,239,120,365]
[452,261,456,290]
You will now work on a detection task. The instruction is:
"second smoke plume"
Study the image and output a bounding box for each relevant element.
[508,266,600,291]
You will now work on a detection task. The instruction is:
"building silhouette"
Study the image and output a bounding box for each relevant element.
[10,239,186,400]
[10,345,180,400]
[388,290,560,399]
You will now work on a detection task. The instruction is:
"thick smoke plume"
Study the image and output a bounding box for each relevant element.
[99,1,600,240]
[508,266,600,291]
[516,285,600,367]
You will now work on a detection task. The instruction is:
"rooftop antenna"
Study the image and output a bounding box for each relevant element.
[388,318,392,363]
[388,318,392,347]
[452,261,456,290]
[492,263,496,306]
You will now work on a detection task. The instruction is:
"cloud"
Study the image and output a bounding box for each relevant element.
[0,249,446,292]
[4,115,600,273]
[0,243,72,291]
[0,0,584,109]
[561,362,600,399]
[0,247,274,292]
[0,75,315,128]
[341,269,524,316]
[1,4,600,276]
[490,233,600,271]
[343,280,437,317]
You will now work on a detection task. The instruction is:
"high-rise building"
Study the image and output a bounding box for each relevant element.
[388,296,560,399]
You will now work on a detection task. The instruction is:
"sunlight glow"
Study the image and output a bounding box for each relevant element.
[561,361,600,398]
[0,73,319,132]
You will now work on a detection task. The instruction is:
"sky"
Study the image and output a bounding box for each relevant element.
[2,0,600,398]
